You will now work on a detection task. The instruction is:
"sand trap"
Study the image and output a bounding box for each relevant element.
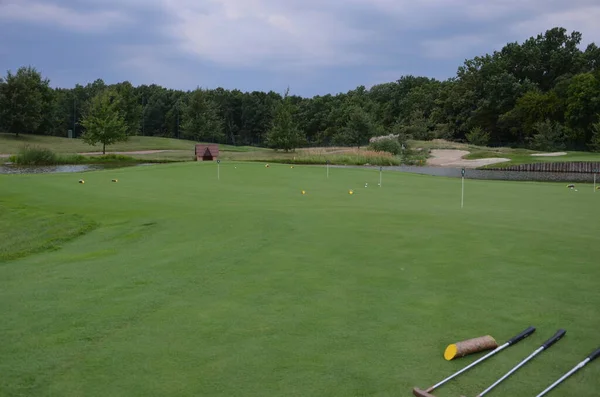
[531,152,567,157]
[427,149,509,168]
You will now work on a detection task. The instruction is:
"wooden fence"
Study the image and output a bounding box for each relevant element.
[488,162,600,173]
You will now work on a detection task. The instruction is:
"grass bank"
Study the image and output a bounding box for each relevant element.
[0,133,198,153]
[0,162,598,396]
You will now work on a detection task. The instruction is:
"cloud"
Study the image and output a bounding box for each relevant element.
[510,6,600,46]
[0,0,130,33]
[421,35,488,60]
[158,0,376,70]
[2,0,600,95]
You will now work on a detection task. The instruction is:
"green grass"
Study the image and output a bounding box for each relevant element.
[0,205,96,262]
[1,163,598,396]
[0,133,258,155]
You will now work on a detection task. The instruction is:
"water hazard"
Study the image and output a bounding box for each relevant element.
[1,162,596,183]
[350,165,598,183]
[0,163,155,175]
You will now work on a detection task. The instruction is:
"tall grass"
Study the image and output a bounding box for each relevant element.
[277,148,401,166]
[12,145,59,165]
[260,147,431,166]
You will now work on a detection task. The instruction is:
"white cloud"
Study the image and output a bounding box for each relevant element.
[0,0,130,32]
[421,35,488,60]
[510,6,600,46]
[156,0,375,70]
[5,0,600,76]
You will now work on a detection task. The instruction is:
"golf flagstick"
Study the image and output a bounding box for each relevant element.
[461,168,465,209]
[467,329,566,397]
[413,326,536,397]
[534,347,600,397]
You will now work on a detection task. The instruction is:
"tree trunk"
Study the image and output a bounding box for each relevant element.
[103,142,106,155]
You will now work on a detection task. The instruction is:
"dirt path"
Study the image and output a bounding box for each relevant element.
[427,149,510,168]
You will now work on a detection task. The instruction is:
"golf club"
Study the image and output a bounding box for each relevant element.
[413,326,536,397]
[534,347,600,397]
[463,329,566,397]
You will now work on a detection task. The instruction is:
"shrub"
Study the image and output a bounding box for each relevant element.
[529,120,566,151]
[465,127,491,146]
[590,121,600,152]
[13,145,58,165]
[369,138,402,155]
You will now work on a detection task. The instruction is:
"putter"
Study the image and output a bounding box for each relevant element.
[534,347,600,397]
[462,329,566,397]
[413,326,536,397]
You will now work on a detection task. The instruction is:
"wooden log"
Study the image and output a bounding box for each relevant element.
[444,335,498,361]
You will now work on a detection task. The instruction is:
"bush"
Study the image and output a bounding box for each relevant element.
[13,145,58,165]
[529,120,566,151]
[369,138,402,155]
[465,127,491,146]
[590,121,600,152]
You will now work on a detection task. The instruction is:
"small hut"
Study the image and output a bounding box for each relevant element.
[195,144,219,161]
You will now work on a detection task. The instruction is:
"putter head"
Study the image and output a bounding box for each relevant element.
[412,387,437,397]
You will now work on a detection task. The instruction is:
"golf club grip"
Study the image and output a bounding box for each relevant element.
[507,326,536,346]
[542,329,566,349]
[588,347,600,361]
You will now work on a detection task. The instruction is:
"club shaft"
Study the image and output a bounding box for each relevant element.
[480,347,543,396]
[535,359,589,397]
[431,343,508,390]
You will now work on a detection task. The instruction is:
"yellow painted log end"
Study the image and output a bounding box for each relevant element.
[444,344,457,361]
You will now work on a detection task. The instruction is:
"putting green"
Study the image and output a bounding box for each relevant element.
[1,162,598,397]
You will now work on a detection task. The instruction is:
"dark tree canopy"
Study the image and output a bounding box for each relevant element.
[1,27,599,152]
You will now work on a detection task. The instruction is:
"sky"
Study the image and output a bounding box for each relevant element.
[1,0,599,97]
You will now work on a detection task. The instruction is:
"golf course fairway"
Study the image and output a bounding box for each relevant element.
[1,162,598,397]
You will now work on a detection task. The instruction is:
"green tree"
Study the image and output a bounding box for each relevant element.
[465,126,491,146]
[565,72,600,145]
[181,89,225,142]
[265,88,304,152]
[0,66,50,137]
[81,89,128,154]
[530,120,566,151]
[113,81,142,135]
[340,106,378,148]
[590,120,600,152]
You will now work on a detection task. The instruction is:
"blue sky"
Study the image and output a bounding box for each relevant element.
[1,0,599,97]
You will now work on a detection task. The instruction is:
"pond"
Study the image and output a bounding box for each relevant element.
[0,163,156,175]
[1,162,596,183]
[343,165,599,183]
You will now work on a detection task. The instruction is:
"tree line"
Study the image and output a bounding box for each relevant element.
[1,27,599,152]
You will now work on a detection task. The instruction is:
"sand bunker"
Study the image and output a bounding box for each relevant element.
[427,149,510,168]
[531,152,567,157]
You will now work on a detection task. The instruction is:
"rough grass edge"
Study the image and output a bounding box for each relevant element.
[0,217,99,263]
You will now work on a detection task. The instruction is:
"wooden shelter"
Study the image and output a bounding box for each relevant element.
[195,144,219,161]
